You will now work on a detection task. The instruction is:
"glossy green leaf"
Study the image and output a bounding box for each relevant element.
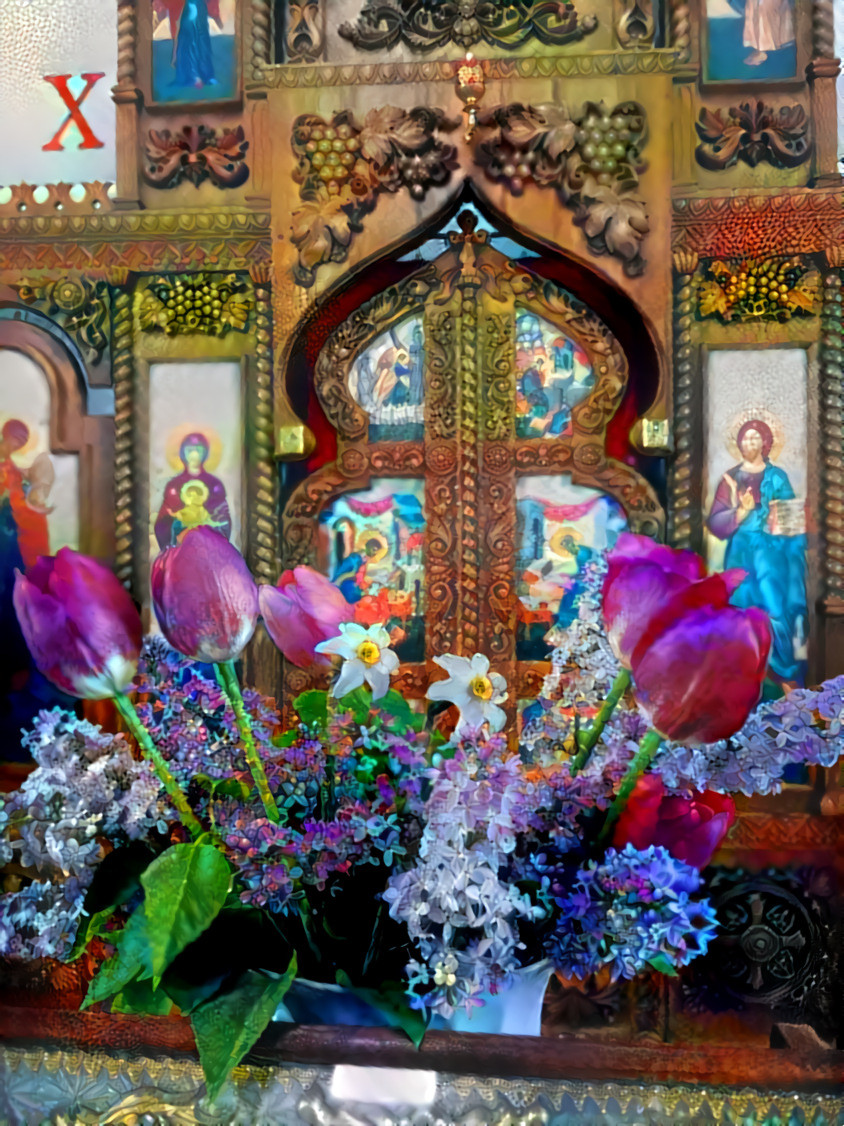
[335,971,428,1048]
[66,907,114,963]
[191,956,297,1103]
[81,905,152,1009]
[111,976,174,1016]
[647,954,679,977]
[140,842,232,988]
[291,689,328,728]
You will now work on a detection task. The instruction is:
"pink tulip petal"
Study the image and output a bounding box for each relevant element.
[259,584,328,668]
[13,571,85,697]
[50,548,142,669]
[632,605,771,744]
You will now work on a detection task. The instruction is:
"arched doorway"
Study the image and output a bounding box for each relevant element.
[281,211,663,719]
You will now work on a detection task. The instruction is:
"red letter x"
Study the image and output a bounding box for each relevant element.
[42,73,105,151]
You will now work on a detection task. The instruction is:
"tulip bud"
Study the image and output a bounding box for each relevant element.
[259,566,353,668]
[13,548,142,700]
[151,527,258,662]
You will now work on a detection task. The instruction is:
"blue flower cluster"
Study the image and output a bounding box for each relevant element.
[544,844,720,982]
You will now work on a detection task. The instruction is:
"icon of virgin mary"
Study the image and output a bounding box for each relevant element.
[154,431,231,549]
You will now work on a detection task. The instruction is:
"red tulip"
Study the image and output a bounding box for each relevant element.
[13,548,142,700]
[632,604,771,744]
[259,567,353,668]
[603,532,745,668]
[151,527,258,662]
[612,773,736,869]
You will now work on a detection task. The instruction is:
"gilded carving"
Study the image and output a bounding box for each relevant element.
[666,272,699,551]
[137,273,253,336]
[476,101,649,275]
[616,0,655,47]
[695,102,812,171]
[112,284,135,590]
[14,276,110,364]
[671,191,844,259]
[248,270,279,585]
[290,108,457,286]
[285,0,324,62]
[697,257,819,322]
[820,272,844,605]
[143,125,250,189]
[338,0,598,52]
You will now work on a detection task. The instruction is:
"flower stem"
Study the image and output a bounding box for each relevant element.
[599,727,664,844]
[569,668,631,777]
[216,660,280,824]
[114,692,203,841]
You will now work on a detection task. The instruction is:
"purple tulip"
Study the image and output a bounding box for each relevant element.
[259,567,354,668]
[151,527,258,662]
[13,548,142,700]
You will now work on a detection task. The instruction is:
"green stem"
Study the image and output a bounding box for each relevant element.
[569,668,631,777]
[114,692,203,841]
[599,728,664,844]
[216,660,280,824]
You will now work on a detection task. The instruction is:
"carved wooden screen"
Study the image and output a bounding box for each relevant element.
[282,214,663,716]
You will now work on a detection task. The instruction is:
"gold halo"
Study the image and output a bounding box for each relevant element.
[165,425,222,473]
[180,478,210,504]
[725,408,785,462]
[0,415,40,461]
[549,526,584,557]
[355,528,389,564]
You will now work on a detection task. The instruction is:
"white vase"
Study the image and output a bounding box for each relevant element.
[272,960,554,1038]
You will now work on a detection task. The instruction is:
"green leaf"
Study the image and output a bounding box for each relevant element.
[66,907,114,963]
[337,686,373,725]
[191,956,297,1103]
[272,728,299,748]
[111,976,174,1016]
[374,689,414,728]
[335,972,428,1048]
[292,689,328,728]
[81,905,153,1010]
[647,954,679,977]
[141,842,232,988]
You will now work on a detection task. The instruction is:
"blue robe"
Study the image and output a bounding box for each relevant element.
[175,0,215,86]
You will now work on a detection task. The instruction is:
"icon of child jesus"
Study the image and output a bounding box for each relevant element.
[172,480,227,542]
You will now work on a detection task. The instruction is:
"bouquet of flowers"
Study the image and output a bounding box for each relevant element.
[2,528,842,1101]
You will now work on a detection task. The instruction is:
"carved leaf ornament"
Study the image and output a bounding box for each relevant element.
[15,276,110,364]
[144,125,250,188]
[290,107,457,286]
[476,100,650,275]
[338,0,598,52]
[695,101,812,171]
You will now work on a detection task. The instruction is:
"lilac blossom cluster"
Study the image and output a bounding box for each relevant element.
[133,636,278,785]
[217,713,429,914]
[544,844,720,981]
[384,733,542,1018]
[0,708,167,960]
[655,676,844,796]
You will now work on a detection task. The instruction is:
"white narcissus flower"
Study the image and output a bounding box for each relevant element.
[427,653,508,734]
[314,621,399,702]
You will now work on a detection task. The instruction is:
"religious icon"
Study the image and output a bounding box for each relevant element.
[320,481,426,663]
[707,414,807,685]
[516,478,626,660]
[154,431,232,550]
[152,0,237,103]
[514,309,595,439]
[704,0,797,82]
[349,318,425,441]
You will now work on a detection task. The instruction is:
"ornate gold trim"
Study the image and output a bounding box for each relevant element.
[261,49,682,87]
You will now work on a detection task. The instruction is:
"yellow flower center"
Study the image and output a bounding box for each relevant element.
[470,674,494,701]
[356,640,381,666]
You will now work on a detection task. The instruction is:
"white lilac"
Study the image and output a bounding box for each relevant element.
[655,677,844,796]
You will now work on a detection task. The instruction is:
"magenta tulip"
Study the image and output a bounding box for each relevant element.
[13,548,142,700]
[612,773,736,869]
[259,566,353,668]
[632,604,771,743]
[603,533,745,668]
[151,527,258,662]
